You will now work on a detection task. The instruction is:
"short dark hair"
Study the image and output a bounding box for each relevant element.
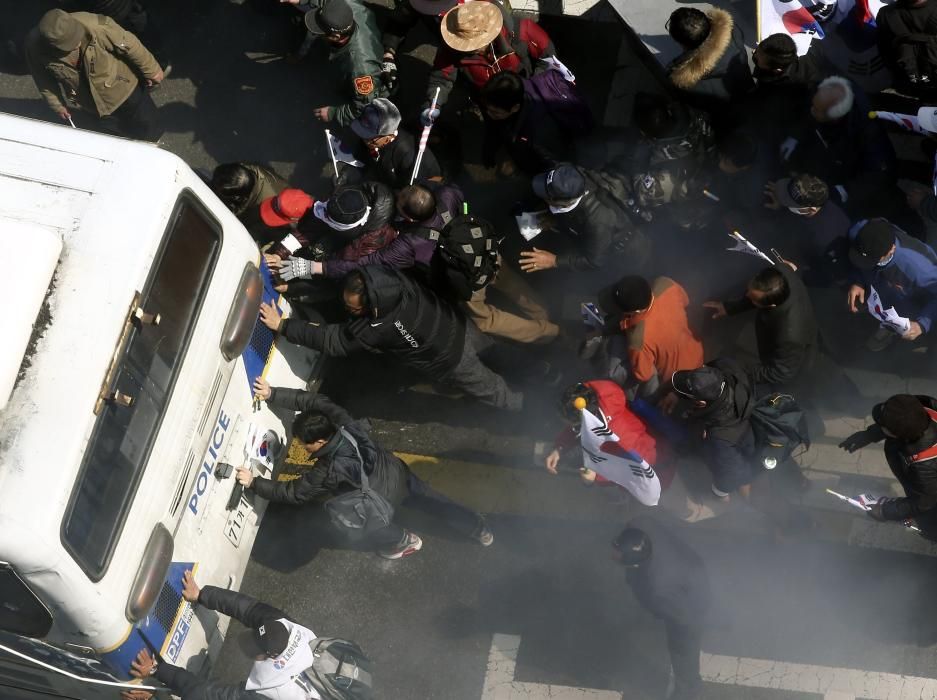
[667,8,711,49]
[789,173,829,207]
[292,410,336,444]
[343,269,366,297]
[717,133,758,169]
[482,72,525,111]
[210,163,256,211]
[609,275,653,313]
[757,33,798,71]
[559,382,598,422]
[633,93,681,138]
[875,394,931,441]
[397,185,436,222]
[749,267,790,306]
[612,528,653,566]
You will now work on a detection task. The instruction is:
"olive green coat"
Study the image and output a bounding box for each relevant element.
[26,12,161,117]
[328,0,387,127]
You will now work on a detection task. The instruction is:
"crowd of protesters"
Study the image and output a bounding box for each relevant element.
[17,0,937,699]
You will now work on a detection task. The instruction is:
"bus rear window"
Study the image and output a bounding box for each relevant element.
[62,192,221,580]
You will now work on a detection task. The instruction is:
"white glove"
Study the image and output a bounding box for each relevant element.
[779,137,798,161]
[421,107,440,126]
[277,258,314,281]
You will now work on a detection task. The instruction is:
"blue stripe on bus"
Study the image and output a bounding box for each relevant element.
[100,561,194,678]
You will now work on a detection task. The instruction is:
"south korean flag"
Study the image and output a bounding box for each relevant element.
[580,408,661,506]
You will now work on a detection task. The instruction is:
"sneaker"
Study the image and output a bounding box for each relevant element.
[866,325,897,352]
[378,531,422,560]
[711,484,730,499]
[472,518,494,547]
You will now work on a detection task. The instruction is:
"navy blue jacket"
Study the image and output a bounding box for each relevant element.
[848,221,937,334]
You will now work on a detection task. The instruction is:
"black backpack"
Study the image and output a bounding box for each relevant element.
[323,429,395,534]
[430,215,501,301]
[300,637,374,700]
[750,393,810,466]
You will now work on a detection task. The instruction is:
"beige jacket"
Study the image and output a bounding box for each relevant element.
[26,12,161,117]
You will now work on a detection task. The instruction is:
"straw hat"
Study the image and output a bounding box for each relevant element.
[440,2,503,53]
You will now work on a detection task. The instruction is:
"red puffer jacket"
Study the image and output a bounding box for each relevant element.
[555,380,676,490]
[428,16,555,107]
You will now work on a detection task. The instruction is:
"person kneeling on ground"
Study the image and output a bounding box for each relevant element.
[239,378,493,559]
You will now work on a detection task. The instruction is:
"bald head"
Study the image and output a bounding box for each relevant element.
[811,76,854,123]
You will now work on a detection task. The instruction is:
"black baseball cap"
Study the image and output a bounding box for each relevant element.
[849,219,895,270]
[532,164,586,202]
[671,365,726,402]
[304,0,355,35]
[254,619,290,657]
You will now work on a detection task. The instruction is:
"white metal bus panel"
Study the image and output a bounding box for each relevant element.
[0,114,315,687]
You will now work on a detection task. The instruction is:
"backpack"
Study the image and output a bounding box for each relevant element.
[301,637,374,700]
[526,69,594,134]
[323,429,395,533]
[750,393,810,467]
[430,215,501,301]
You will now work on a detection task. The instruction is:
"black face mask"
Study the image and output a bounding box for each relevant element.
[753,65,780,80]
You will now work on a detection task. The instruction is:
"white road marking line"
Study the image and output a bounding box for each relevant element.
[485,635,937,700]
[702,653,937,699]
[483,633,621,699]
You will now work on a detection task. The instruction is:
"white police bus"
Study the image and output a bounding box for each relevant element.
[0,113,317,698]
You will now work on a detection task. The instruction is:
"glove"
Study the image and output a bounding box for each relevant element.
[381,59,398,91]
[277,258,314,281]
[868,502,887,521]
[420,107,440,127]
[838,430,875,453]
[779,137,798,161]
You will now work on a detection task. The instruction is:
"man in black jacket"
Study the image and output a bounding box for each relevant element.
[613,516,711,700]
[237,379,492,558]
[665,6,745,110]
[672,359,758,499]
[877,0,937,87]
[260,265,522,410]
[518,164,651,284]
[124,570,319,699]
[840,394,937,539]
[704,264,818,391]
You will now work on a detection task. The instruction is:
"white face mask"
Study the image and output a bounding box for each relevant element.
[877,250,896,267]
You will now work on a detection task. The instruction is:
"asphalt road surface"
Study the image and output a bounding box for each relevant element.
[7,1,937,699]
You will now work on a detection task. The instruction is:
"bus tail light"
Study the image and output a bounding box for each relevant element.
[126,524,174,622]
[220,263,263,361]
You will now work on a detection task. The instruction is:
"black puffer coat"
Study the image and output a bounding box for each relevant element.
[250,390,408,507]
[551,167,651,272]
[280,265,467,376]
[724,264,818,389]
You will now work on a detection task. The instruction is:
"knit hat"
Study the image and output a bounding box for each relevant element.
[873,394,931,441]
[532,164,586,202]
[671,365,726,403]
[773,175,829,209]
[327,187,369,226]
[351,99,402,140]
[38,9,84,54]
[440,2,503,53]
[848,219,895,270]
[304,0,355,35]
[260,189,314,227]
